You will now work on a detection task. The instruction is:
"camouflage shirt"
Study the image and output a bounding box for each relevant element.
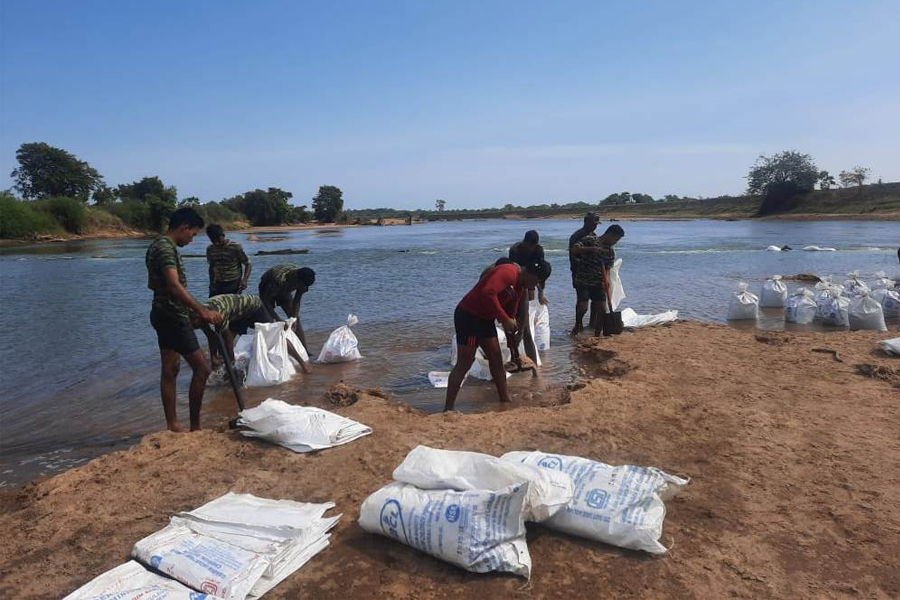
[259,264,296,299]
[204,294,263,331]
[206,240,249,284]
[572,235,615,287]
[146,235,189,321]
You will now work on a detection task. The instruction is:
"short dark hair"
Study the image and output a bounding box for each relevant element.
[584,212,599,224]
[523,230,539,245]
[168,207,204,231]
[296,267,316,286]
[524,259,552,282]
[604,224,625,238]
[206,223,225,241]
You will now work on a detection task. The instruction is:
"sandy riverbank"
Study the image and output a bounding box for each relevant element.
[1,321,899,598]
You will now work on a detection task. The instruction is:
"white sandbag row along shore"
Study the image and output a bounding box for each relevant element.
[357,445,688,579]
[66,493,339,600]
[237,399,372,453]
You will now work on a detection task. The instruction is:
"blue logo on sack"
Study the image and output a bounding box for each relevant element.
[380,499,408,543]
[445,504,460,523]
[149,555,163,569]
[190,594,208,600]
[538,455,564,471]
[586,488,609,509]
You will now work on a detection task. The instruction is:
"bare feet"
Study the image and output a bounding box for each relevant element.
[167,421,187,433]
[571,325,583,335]
[190,426,202,432]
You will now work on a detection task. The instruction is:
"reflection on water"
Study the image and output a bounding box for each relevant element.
[1,219,898,487]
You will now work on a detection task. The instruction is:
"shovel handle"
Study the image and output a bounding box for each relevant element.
[203,325,245,412]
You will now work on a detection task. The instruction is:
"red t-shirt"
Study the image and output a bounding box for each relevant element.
[458,263,522,322]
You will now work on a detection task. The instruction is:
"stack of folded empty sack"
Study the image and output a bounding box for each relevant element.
[357,445,688,579]
[65,492,339,599]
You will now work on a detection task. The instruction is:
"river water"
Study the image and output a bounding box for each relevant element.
[1,219,897,487]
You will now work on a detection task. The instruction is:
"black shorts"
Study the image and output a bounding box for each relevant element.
[454,307,497,347]
[209,280,241,297]
[576,285,606,303]
[150,307,200,356]
[230,307,273,336]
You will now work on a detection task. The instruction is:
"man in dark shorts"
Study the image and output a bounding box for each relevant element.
[146,208,222,432]
[206,224,251,297]
[259,264,316,350]
[569,213,600,330]
[444,260,551,412]
[571,224,624,335]
[506,230,549,363]
[195,293,310,373]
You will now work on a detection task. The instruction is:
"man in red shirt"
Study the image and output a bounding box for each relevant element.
[444,260,551,411]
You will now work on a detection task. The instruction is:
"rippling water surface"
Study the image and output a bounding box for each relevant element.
[1,219,897,486]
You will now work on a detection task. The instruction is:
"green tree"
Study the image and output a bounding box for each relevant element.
[631,193,654,204]
[116,176,178,232]
[92,184,116,205]
[839,166,870,188]
[11,142,103,201]
[290,204,310,223]
[312,185,344,222]
[238,187,293,226]
[817,170,836,190]
[435,198,446,212]
[178,196,200,207]
[747,151,818,215]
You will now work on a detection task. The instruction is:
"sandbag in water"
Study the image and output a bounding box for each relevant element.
[759,275,787,308]
[358,482,532,578]
[501,450,688,554]
[727,282,759,320]
[317,314,362,363]
[392,445,574,522]
[784,287,817,324]
[848,290,887,331]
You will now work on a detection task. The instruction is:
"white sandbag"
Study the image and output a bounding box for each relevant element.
[283,317,310,363]
[848,291,887,331]
[727,283,759,320]
[609,257,625,311]
[766,245,782,252]
[879,288,900,318]
[358,482,532,578]
[392,445,574,522]
[428,371,450,388]
[242,321,300,387]
[759,275,788,307]
[784,287,817,324]
[621,308,678,328]
[530,300,551,351]
[819,294,850,327]
[317,314,362,363]
[237,399,372,453]
[502,451,688,554]
[881,337,900,356]
[802,245,836,251]
[63,560,200,600]
[871,271,894,290]
[133,492,339,600]
[842,271,869,297]
[450,328,512,381]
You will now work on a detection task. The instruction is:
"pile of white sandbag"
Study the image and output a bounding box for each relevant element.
[317,314,362,363]
[234,318,309,387]
[237,398,372,453]
[66,493,339,600]
[357,445,687,578]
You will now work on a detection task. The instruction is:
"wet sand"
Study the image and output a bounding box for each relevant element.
[1,321,898,599]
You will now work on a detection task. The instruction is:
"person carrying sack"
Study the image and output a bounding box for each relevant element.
[600,261,623,335]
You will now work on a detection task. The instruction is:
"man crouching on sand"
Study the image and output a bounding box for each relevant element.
[444,260,550,412]
[146,208,222,432]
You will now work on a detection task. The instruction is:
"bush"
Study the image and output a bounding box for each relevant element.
[0,194,60,238]
[104,200,152,230]
[32,196,88,233]
[196,201,240,225]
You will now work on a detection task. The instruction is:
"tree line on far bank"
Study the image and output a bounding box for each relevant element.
[1,142,345,239]
[0,141,885,239]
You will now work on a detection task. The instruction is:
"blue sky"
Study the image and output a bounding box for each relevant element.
[1,1,898,209]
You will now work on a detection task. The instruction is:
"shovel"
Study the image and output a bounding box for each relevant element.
[202,325,246,424]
